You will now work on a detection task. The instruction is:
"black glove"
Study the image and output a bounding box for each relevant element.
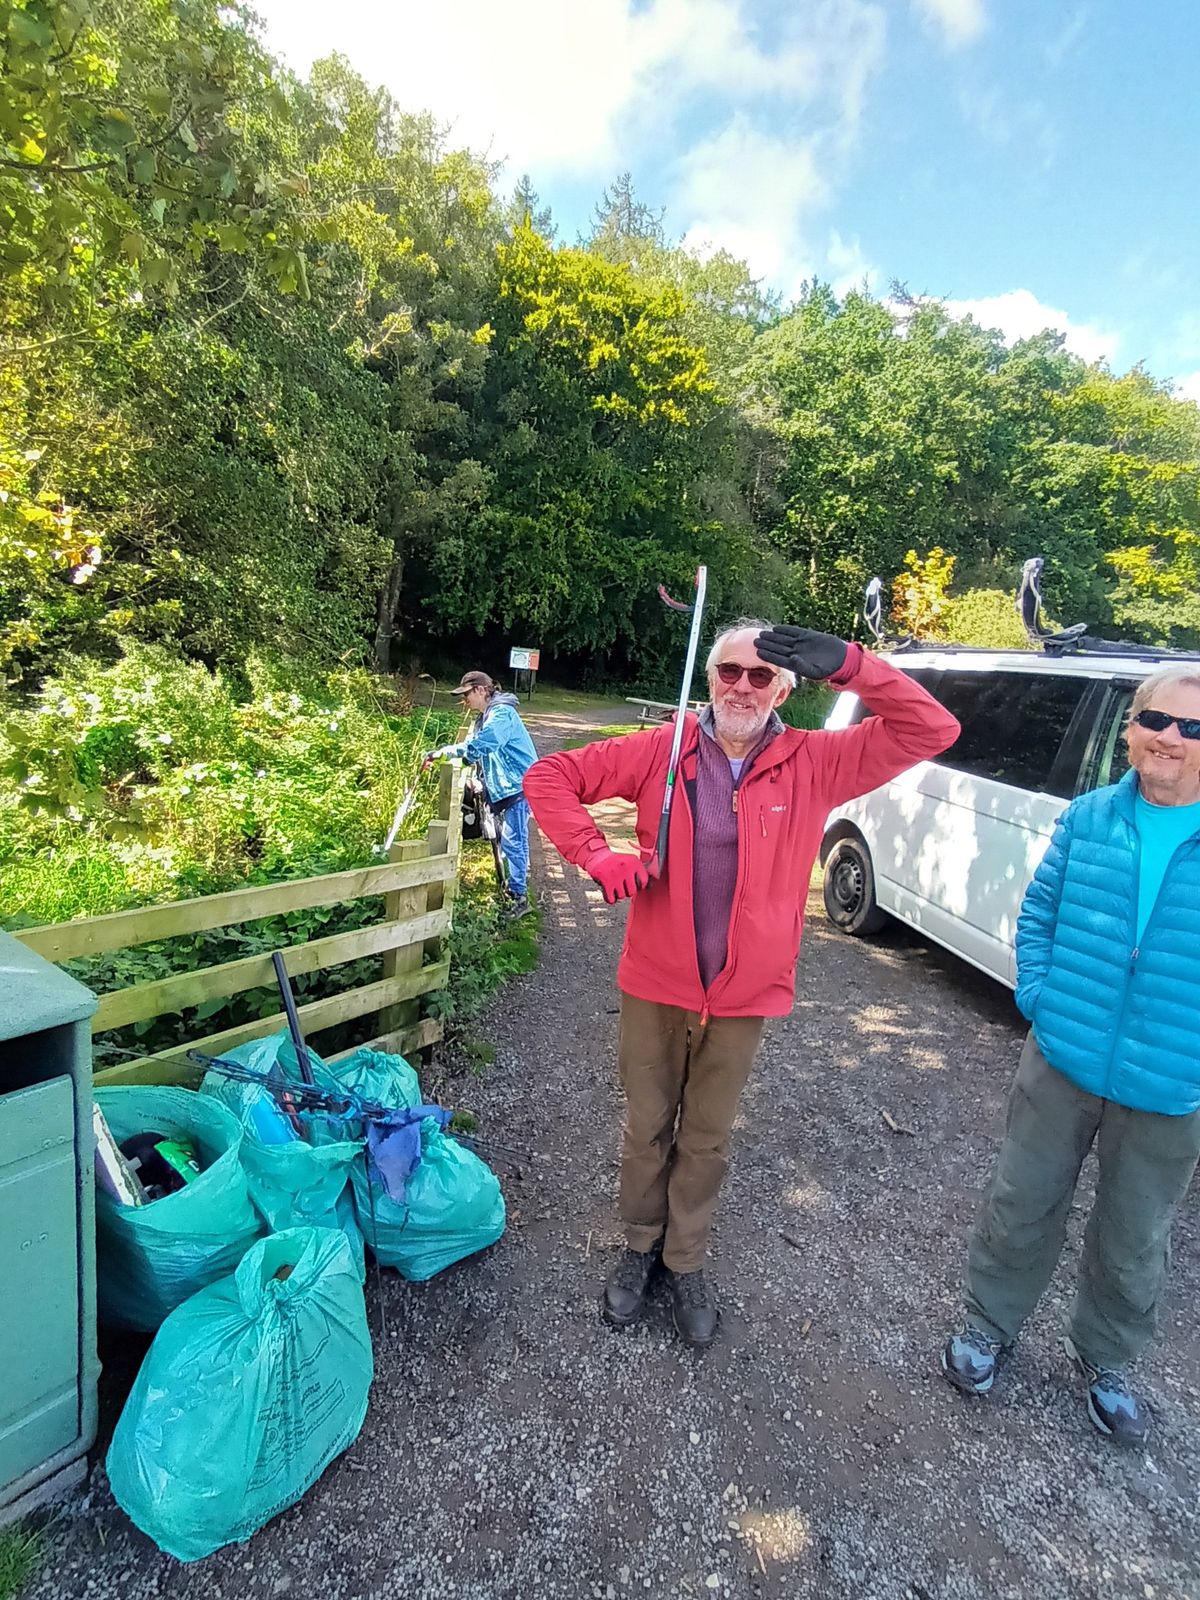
[755,625,848,681]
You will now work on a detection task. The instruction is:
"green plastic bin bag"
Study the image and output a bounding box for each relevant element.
[94,1086,264,1330]
[324,1045,423,1124]
[107,1227,372,1563]
[200,1033,365,1280]
[352,1116,506,1281]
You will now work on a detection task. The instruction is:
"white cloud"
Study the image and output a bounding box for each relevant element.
[252,0,887,299]
[1044,5,1088,67]
[677,120,827,284]
[1175,372,1200,405]
[251,0,645,175]
[912,0,986,48]
[672,4,887,295]
[250,0,882,180]
[827,230,881,297]
[945,288,1118,366]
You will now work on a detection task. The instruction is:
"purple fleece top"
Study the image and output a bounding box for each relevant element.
[692,709,782,990]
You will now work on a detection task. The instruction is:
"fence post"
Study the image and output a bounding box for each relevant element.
[379,835,428,1048]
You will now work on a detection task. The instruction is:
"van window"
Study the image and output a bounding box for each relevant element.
[1099,689,1135,787]
[933,672,1089,797]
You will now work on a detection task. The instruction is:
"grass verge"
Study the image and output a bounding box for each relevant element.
[0,1525,43,1600]
[427,843,541,1067]
[562,724,643,751]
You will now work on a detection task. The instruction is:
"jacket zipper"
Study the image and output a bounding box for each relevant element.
[693,729,789,1026]
[1102,822,1141,1100]
[701,772,757,1027]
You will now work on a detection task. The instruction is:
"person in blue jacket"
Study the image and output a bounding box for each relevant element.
[940,666,1200,1446]
[426,670,538,919]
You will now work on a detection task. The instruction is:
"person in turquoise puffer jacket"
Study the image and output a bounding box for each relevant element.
[426,670,538,920]
[941,665,1200,1447]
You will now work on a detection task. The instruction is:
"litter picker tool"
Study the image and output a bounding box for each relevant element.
[272,952,317,1087]
[650,565,708,879]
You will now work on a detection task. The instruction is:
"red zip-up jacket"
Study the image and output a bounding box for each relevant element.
[523,646,960,1018]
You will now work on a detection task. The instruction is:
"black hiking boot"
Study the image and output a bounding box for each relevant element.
[666,1268,719,1348]
[602,1244,661,1327]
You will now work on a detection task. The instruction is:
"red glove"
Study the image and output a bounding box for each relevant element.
[583,847,651,905]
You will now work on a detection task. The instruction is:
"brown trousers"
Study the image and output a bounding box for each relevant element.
[617,993,765,1272]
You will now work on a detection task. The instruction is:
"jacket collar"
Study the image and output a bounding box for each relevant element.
[696,704,786,764]
[1113,767,1140,821]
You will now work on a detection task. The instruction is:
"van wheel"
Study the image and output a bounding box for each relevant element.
[823,837,888,936]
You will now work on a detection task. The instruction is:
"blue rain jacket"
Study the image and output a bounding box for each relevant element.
[447,692,537,804]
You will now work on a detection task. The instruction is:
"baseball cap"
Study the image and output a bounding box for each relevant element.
[451,670,493,696]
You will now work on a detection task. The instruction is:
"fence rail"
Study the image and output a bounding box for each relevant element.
[14,764,465,1089]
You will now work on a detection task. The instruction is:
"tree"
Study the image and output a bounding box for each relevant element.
[445,225,741,678]
[295,56,502,669]
[586,170,665,268]
[503,173,554,241]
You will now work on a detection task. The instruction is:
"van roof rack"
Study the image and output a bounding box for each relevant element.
[862,559,1200,664]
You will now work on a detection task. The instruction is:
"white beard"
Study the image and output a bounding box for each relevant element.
[712,701,772,744]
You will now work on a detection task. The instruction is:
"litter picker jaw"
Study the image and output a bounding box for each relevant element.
[647,564,708,880]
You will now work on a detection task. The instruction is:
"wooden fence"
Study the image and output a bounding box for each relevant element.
[14,765,465,1087]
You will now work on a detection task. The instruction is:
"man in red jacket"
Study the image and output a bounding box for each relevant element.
[523,620,959,1346]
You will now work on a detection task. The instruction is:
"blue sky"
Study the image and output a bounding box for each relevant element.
[250,0,1200,398]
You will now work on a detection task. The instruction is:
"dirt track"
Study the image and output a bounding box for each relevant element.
[25,707,1200,1600]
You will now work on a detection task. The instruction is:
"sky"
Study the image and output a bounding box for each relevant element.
[248,0,1200,400]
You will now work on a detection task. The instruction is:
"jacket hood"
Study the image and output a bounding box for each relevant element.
[488,692,522,711]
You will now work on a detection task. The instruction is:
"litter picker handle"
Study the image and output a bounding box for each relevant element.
[272,951,316,1085]
[649,564,707,878]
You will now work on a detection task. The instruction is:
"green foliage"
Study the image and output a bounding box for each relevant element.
[939,587,1031,649]
[891,547,957,640]
[427,847,540,1034]
[0,1523,42,1600]
[777,683,834,730]
[3,5,1200,701]
[0,0,307,303]
[0,642,458,923]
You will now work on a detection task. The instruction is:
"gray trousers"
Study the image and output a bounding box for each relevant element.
[965,1032,1200,1369]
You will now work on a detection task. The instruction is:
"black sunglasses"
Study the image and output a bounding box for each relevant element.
[715,663,778,688]
[1133,708,1200,741]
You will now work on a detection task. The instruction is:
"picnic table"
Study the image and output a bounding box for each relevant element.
[625,697,706,727]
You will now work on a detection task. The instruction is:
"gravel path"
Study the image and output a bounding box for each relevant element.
[26,708,1200,1600]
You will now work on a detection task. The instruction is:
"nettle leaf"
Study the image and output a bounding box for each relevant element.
[9,9,54,48]
[215,223,249,254]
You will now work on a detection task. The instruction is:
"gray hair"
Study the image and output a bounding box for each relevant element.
[1130,667,1200,718]
[705,617,796,688]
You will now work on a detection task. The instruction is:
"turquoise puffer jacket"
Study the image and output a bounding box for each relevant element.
[1015,770,1200,1115]
[446,693,536,804]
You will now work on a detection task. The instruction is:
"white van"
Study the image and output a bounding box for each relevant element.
[819,645,1200,988]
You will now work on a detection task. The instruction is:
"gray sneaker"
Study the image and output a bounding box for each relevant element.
[501,893,531,922]
[941,1324,1007,1395]
[1064,1336,1150,1447]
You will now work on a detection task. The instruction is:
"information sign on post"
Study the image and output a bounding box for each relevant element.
[508,646,540,700]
